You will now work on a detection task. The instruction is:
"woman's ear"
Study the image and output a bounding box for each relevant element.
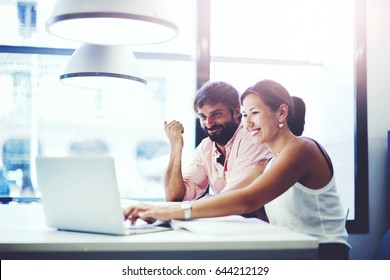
[278,104,289,122]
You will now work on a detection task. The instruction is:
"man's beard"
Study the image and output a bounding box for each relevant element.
[204,119,239,146]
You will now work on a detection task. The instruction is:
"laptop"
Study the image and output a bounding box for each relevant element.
[35,156,171,235]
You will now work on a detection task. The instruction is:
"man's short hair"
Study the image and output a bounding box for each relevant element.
[193,81,240,114]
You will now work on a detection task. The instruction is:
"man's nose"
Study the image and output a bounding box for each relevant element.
[205,116,215,128]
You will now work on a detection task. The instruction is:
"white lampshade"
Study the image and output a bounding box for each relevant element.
[61,43,147,89]
[46,0,179,45]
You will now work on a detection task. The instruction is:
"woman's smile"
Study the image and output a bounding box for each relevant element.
[249,128,260,137]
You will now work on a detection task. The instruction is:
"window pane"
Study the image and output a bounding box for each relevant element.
[0,0,196,56]
[210,0,355,219]
[0,0,78,49]
[0,0,197,200]
[0,51,196,200]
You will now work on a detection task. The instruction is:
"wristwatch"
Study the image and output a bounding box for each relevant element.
[181,201,192,220]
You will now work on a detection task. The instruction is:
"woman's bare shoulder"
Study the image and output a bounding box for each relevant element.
[289,136,318,150]
[282,137,319,161]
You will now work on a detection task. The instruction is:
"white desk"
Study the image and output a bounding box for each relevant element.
[0,204,318,260]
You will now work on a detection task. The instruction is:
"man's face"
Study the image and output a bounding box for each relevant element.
[197,103,240,146]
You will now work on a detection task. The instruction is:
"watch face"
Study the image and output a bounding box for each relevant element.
[182,201,191,209]
[181,202,192,219]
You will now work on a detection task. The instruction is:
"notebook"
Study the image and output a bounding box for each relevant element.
[35,156,171,235]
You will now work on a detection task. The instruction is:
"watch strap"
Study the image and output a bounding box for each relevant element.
[181,201,192,220]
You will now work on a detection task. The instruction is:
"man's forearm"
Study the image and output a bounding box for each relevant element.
[164,149,186,202]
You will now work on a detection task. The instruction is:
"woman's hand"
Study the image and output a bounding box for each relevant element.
[123,204,155,225]
[123,204,182,224]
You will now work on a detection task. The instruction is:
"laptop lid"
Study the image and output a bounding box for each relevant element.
[35,156,150,235]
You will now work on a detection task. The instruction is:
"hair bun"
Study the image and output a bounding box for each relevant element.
[288,96,306,136]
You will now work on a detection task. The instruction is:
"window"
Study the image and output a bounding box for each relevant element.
[0,0,197,201]
[208,0,368,232]
[0,0,368,233]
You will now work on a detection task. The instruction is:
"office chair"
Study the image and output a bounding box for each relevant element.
[2,139,34,195]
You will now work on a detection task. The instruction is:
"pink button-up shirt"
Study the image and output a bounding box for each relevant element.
[182,123,271,200]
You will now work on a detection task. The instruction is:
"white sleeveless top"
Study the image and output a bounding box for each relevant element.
[264,157,350,246]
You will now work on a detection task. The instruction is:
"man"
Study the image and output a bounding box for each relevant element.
[163,81,271,221]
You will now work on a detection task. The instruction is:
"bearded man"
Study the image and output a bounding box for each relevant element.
[163,81,271,221]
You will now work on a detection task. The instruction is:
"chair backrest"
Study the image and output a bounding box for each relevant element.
[372,229,390,259]
[2,139,31,171]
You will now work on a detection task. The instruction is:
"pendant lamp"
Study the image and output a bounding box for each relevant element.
[46,0,179,45]
[60,43,147,89]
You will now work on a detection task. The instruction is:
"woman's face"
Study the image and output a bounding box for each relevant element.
[242,93,280,145]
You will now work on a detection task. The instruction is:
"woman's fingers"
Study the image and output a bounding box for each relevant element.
[123,204,154,224]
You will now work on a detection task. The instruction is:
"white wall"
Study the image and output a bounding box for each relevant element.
[348,0,390,259]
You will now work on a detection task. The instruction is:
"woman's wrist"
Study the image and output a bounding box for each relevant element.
[181,201,192,220]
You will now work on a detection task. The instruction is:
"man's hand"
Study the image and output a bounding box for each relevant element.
[164,120,184,148]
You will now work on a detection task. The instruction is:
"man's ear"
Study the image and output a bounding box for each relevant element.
[233,106,241,121]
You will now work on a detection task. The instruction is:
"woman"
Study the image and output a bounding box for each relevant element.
[124,79,350,259]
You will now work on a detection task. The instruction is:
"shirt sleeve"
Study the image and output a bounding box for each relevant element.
[181,142,210,200]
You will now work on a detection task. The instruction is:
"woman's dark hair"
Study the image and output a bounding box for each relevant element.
[289,96,306,136]
[240,79,306,136]
[193,81,240,116]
